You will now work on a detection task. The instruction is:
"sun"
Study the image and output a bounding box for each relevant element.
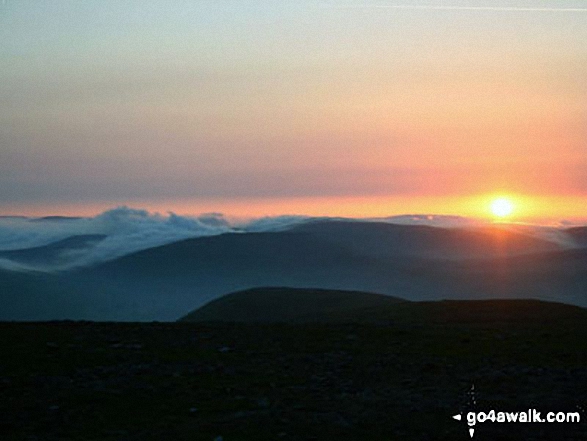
[490,197,515,219]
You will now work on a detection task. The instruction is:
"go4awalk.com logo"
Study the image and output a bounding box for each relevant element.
[452,409,581,438]
[451,385,583,438]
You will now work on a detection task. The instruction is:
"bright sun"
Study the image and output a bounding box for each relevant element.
[490,197,515,218]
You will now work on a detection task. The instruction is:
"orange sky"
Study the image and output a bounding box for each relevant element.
[1,1,586,223]
[4,194,586,226]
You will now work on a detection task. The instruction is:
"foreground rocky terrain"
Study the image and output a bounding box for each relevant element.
[1,297,587,440]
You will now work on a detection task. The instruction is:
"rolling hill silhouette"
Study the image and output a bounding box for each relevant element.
[180,286,587,325]
[567,226,587,247]
[0,234,106,266]
[1,221,586,321]
[179,287,407,323]
[289,220,562,259]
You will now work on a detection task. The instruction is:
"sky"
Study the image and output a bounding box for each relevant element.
[1,0,586,223]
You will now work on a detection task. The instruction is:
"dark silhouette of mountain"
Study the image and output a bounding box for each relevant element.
[419,248,587,306]
[80,228,587,319]
[289,220,563,259]
[71,231,394,320]
[566,227,587,247]
[180,287,407,323]
[0,267,115,321]
[30,216,83,222]
[180,287,587,324]
[374,214,474,226]
[0,234,106,266]
[1,222,586,321]
[4,298,587,440]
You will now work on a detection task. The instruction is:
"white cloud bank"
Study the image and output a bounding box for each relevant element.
[0,207,227,270]
[0,207,313,271]
[0,206,583,272]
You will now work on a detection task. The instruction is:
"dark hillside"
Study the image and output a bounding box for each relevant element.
[181,287,587,325]
[1,224,586,321]
[180,287,407,323]
[566,227,587,247]
[2,299,587,440]
[290,220,563,259]
[0,234,106,266]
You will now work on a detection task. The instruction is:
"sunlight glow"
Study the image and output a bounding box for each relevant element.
[490,197,515,219]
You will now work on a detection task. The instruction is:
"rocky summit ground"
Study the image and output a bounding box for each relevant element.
[1,301,587,440]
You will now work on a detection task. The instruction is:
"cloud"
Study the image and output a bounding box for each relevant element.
[0,206,581,273]
[0,258,40,272]
[0,206,315,271]
[0,207,235,271]
[68,207,235,269]
[237,215,312,232]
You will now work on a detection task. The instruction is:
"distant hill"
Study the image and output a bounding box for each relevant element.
[180,287,407,323]
[0,267,115,321]
[29,216,83,222]
[566,227,587,247]
[180,287,587,325]
[1,221,586,321]
[290,220,563,259]
[0,234,106,266]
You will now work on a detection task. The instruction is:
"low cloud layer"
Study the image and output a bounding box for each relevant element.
[0,206,582,273]
[0,207,227,270]
[0,207,312,271]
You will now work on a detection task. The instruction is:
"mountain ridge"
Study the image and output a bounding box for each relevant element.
[1,221,586,321]
[180,286,587,325]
